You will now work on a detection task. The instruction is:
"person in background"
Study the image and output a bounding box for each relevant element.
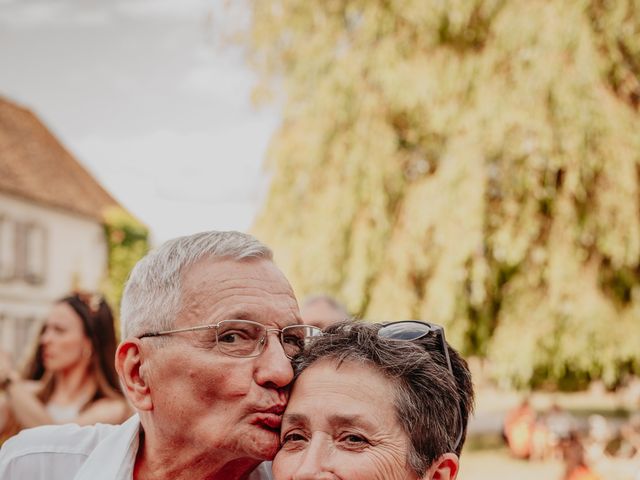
[541,402,575,459]
[300,294,349,330]
[503,397,536,459]
[560,431,602,480]
[273,321,474,480]
[0,293,130,443]
[0,231,320,480]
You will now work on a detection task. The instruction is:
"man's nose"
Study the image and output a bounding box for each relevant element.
[292,438,335,480]
[254,331,294,388]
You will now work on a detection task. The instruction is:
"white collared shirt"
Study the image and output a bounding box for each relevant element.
[0,414,273,480]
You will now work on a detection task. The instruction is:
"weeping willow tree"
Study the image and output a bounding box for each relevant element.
[245,0,640,388]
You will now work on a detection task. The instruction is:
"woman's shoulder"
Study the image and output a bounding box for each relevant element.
[21,379,44,394]
[79,396,132,425]
[90,396,128,408]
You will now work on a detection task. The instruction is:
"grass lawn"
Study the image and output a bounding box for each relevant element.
[459,449,561,480]
[459,448,639,480]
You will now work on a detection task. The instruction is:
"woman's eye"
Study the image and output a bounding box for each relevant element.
[282,432,307,444]
[341,434,368,446]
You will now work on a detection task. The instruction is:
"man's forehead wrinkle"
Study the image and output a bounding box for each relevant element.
[179,288,300,327]
[186,286,298,309]
[177,259,300,328]
[208,275,294,294]
[181,256,283,282]
[215,299,300,326]
[184,275,295,298]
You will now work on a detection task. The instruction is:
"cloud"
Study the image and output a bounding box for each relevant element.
[180,62,253,100]
[0,2,112,27]
[0,0,214,28]
[139,196,259,244]
[0,3,62,27]
[73,116,279,241]
[114,0,210,19]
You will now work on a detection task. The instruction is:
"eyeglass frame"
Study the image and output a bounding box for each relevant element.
[377,320,464,452]
[137,319,322,360]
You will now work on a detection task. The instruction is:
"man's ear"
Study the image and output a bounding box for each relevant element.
[116,339,153,411]
[422,453,459,480]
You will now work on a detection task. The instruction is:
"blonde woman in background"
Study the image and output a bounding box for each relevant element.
[0,292,130,443]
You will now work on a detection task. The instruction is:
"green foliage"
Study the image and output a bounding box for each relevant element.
[245,0,640,389]
[102,207,149,335]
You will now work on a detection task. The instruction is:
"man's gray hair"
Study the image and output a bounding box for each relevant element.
[120,231,272,339]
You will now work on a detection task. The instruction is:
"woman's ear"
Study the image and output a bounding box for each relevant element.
[115,339,152,411]
[422,453,459,480]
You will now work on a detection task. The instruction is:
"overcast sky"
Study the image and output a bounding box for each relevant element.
[0,0,279,243]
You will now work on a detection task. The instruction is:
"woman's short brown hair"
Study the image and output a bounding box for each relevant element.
[293,321,474,476]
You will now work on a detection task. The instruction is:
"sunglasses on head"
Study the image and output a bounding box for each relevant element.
[377,320,463,451]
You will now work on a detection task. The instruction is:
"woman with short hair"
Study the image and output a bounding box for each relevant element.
[273,321,474,480]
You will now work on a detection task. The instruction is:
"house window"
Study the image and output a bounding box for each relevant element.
[22,222,47,285]
[0,216,17,281]
[0,217,47,285]
[14,315,39,362]
[0,313,40,363]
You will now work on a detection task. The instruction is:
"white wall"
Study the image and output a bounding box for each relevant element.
[0,192,108,363]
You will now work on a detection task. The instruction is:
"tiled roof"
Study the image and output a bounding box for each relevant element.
[0,96,119,221]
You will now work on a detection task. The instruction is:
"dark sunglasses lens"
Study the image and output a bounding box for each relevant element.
[378,322,432,341]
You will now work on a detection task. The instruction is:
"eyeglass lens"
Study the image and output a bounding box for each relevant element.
[281,325,322,358]
[216,321,319,358]
[216,321,265,357]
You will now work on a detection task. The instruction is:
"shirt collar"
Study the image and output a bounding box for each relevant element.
[73,414,140,480]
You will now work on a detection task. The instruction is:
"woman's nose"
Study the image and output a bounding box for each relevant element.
[291,439,336,480]
[294,473,335,480]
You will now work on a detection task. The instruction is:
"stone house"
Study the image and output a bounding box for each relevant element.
[0,96,120,362]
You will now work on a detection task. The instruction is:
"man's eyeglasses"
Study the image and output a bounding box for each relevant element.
[138,319,322,359]
[378,320,464,451]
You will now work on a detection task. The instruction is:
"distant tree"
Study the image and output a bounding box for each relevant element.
[102,207,148,336]
[245,0,640,388]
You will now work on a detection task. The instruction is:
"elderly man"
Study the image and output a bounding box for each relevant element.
[0,231,318,480]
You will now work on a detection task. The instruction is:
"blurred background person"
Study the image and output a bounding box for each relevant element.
[503,397,536,460]
[560,431,601,480]
[300,294,349,330]
[619,413,640,460]
[0,292,130,443]
[542,403,576,459]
